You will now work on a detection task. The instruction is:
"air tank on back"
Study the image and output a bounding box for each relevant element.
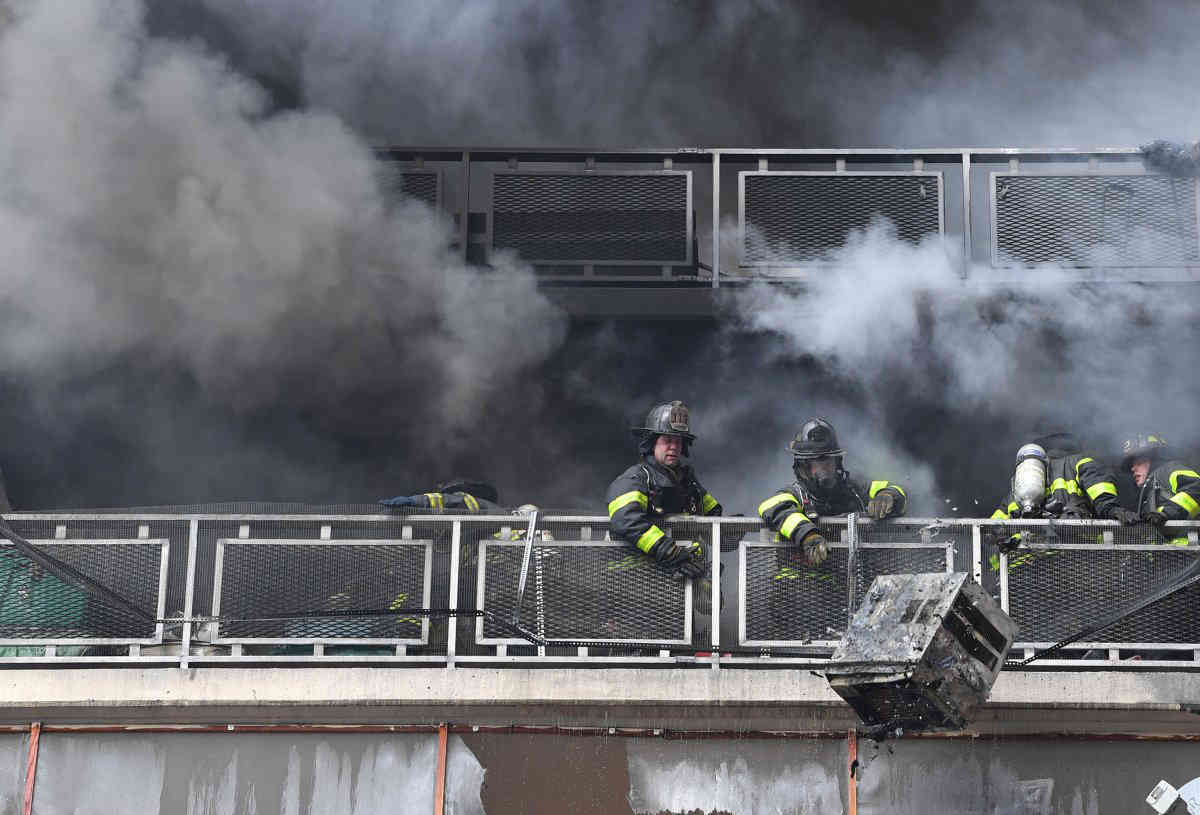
[1011,443,1048,516]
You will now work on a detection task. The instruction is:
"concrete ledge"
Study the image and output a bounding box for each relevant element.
[1,668,1198,733]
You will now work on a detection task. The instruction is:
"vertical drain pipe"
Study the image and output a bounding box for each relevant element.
[22,721,41,815]
[847,727,858,815]
[433,723,448,815]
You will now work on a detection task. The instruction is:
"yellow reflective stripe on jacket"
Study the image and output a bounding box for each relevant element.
[608,491,648,517]
[702,493,719,513]
[1074,457,1094,476]
[1048,478,1081,496]
[758,492,799,517]
[424,493,444,511]
[464,494,480,513]
[1085,481,1117,501]
[867,480,906,499]
[636,525,665,553]
[1170,491,1200,519]
[1169,469,1200,493]
[990,508,1011,520]
[779,511,810,540]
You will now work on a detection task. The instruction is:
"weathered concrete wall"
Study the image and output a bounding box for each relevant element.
[11,732,1200,814]
[3,667,1200,735]
[0,735,22,815]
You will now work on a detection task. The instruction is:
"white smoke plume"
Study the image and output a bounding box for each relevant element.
[0,0,566,504]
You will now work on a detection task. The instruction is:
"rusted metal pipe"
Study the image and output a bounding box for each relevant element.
[22,722,41,815]
[434,723,448,815]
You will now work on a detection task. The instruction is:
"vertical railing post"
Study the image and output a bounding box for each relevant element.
[971,521,983,585]
[446,521,461,670]
[711,151,721,288]
[180,519,198,670]
[845,513,859,628]
[459,151,471,263]
[710,520,721,670]
[961,151,972,277]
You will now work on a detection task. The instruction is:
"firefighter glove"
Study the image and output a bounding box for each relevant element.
[866,492,895,520]
[379,495,419,507]
[1107,507,1142,526]
[1142,509,1170,528]
[799,530,829,566]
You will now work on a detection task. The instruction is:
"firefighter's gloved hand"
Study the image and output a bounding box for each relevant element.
[866,492,895,520]
[1058,506,1088,520]
[379,495,419,507]
[1107,507,1142,526]
[798,530,828,566]
[647,536,694,567]
[1143,509,1170,528]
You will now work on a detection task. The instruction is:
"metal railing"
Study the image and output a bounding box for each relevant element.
[379,146,1200,283]
[0,513,1197,668]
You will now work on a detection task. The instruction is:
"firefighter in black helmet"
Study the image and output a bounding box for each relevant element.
[758,418,906,565]
[1119,433,1200,528]
[605,401,722,578]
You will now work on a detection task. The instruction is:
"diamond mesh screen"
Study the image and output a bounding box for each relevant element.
[993,174,1200,266]
[741,524,951,647]
[476,540,689,644]
[379,166,439,209]
[491,172,690,263]
[741,173,943,264]
[0,522,164,641]
[993,522,1200,646]
[214,536,432,644]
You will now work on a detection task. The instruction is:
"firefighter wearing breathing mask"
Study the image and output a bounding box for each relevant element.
[757,418,907,566]
[990,432,1133,523]
[606,401,722,578]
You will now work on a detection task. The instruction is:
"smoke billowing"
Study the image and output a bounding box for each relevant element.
[0,0,565,505]
[1,0,1199,516]
[173,0,1200,148]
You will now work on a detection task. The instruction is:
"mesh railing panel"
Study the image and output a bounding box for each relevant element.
[379,166,440,209]
[993,174,1200,267]
[990,522,1200,647]
[0,518,165,641]
[740,522,952,647]
[476,540,689,645]
[741,173,943,264]
[213,530,432,645]
[492,172,690,264]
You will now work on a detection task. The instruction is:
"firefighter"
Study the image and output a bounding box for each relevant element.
[605,400,721,578]
[989,432,1135,523]
[1120,434,1200,528]
[378,478,503,513]
[757,417,906,565]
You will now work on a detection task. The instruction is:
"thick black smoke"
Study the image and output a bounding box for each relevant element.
[2,0,1199,517]
[165,0,1200,147]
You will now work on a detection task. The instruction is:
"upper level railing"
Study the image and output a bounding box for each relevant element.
[1,512,1197,669]
[375,147,1200,283]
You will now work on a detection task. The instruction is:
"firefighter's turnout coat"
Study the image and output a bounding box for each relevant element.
[409,491,503,513]
[1136,459,1200,521]
[606,459,722,552]
[758,476,906,543]
[990,453,1119,520]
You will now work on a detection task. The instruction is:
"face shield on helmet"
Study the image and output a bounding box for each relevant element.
[787,418,846,495]
[1011,443,1048,516]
